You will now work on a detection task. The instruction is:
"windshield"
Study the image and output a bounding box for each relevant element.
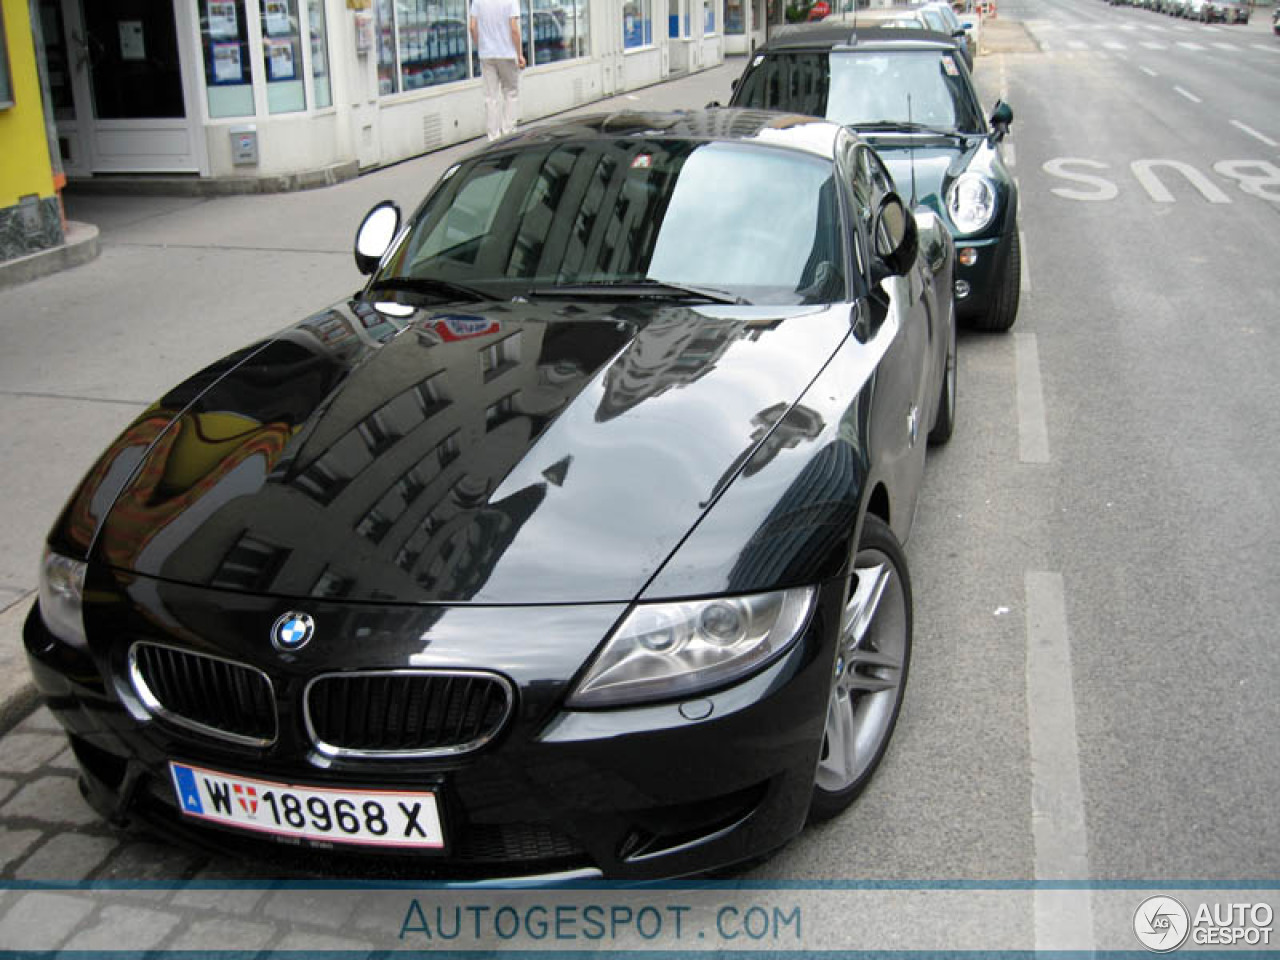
[735,50,986,134]
[377,139,847,306]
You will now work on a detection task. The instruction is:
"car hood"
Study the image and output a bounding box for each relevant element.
[61,297,854,605]
[866,140,968,213]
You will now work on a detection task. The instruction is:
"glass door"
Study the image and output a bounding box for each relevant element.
[52,0,204,174]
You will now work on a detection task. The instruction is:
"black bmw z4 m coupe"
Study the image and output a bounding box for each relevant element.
[26,109,956,882]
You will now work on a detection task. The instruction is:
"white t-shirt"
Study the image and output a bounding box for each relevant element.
[472,0,521,60]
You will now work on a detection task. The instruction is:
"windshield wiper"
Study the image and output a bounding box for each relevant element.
[528,280,747,305]
[852,121,960,137]
[367,276,495,303]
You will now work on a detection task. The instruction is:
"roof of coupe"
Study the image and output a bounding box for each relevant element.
[762,23,959,51]
[494,107,847,161]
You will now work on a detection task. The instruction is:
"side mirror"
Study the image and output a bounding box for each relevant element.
[952,27,967,37]
[870,194,919,283]
[354,200,401,276]
[730,76,741,92]
[989,99,1013,142]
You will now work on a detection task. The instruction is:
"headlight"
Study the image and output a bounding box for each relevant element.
[38,548,87,649]
[567,587,816,708]
[945,173,998,235]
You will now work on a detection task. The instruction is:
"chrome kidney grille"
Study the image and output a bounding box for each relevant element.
[129,642,277,747]
[304,670,514,759]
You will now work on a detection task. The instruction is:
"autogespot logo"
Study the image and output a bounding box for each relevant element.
[271,612,315,652]
[1134,896,1191,953]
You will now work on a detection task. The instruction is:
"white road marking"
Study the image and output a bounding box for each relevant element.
[1231,120,1279,148]
[1005,142,1017,167]
[1174,86,1202,103]
[1173,23,1193,32]
[1067,39,1087,50]
[1177,41,1206,51]
[1027,571,1095,952]
[1140,41,1166,50]
[1253,44,1280,55]
[1212,42,1240,51]
[1019,228,1031,295]
[1201,24,1220,33]
[1015,333,1050,464]
[1140,66,1159,77]
[1103,41,1126,50]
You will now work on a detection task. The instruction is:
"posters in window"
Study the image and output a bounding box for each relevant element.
[264,0,291,36]
[208,1,239,39]
[213,42,243,82]
[267,38,296,79]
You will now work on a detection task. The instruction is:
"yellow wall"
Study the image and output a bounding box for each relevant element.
[0,0,56,208]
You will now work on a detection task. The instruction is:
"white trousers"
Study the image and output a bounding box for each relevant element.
[480,59,520,141]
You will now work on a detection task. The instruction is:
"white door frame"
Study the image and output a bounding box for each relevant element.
[56,0,207,176]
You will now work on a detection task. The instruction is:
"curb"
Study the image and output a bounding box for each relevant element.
[0,594,39,736]
[63,159,361,198]
[0,221,101,291]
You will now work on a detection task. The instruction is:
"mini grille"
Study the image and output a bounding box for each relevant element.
[305,671,513,757]
[130,643,277,746]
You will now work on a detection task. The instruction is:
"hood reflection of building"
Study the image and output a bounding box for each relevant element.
[147,302,625,603]
[595,308,751,422]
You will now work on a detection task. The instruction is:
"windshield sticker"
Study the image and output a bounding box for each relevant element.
[631,155,653,170]
[941,55,959,77]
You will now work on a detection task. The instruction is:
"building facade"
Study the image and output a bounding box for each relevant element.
[1,0,63,261]
[32,0,732,188]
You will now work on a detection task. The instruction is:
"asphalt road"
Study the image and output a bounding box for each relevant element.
[0,0,1277,946]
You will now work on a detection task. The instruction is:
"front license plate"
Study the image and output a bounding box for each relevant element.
[169,762,444,849]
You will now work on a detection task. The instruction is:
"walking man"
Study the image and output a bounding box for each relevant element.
[470,0,526,141]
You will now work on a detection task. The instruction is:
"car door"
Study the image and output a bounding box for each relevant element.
[848,142,933,543]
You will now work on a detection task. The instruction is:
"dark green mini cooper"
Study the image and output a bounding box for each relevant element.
[730,25,1019,332]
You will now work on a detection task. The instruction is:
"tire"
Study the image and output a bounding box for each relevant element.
[971,227,1021,333]
[809,515,912,823]
[928,304,957,446]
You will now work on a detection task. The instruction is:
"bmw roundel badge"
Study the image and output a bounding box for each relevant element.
[271,612,315,652]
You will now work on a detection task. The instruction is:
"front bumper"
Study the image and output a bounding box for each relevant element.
[951,230,1012,324]
[24,573,844,881]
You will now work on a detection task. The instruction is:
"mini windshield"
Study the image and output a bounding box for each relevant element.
[377,139,847,306]
[736,50,986,135]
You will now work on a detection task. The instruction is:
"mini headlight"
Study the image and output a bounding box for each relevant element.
[38,547,88,649]
[946,173,997,235]
[567,587,816,708]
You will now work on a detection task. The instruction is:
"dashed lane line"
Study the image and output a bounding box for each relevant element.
[1027,570,1095,952]
[1231,120,1278,148]
[1015,333,1050,465]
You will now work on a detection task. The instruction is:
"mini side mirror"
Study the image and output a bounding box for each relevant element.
[354,201,401,276]
[989,99,1013,142]
[870,194,919,283]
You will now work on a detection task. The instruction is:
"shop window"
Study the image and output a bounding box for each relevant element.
[201,0,254,117]
[668,0,688,40]
[623,0,652,49]
[260,0,305,113]
[1,6,15,110]
[307,0,331,108]
[725,0,744,34]
[398,0,469,90]
[522,0,585,65]
[704,0,716,35]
